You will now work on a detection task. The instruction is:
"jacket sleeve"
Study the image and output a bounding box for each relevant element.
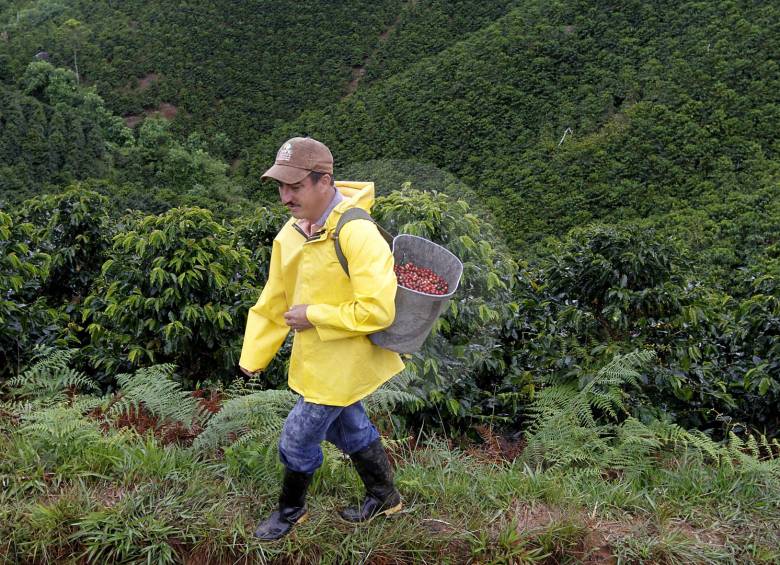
[239,239,291,371]
[306,219,397,342]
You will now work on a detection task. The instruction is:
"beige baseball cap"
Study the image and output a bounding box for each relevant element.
[261,137,334,184]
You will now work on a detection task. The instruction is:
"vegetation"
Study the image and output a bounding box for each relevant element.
[1,0,779,560]
[0,0,405,155]
[1,350,778,563]
[243,0,780,282]
[81,206,259,382]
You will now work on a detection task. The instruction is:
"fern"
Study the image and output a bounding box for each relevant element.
[364,369,422,416]
[607,417,662,476]
[109,364,204,428]
[526,350,654,443]
[725,431,780,474]
[17,405,135,472]
[70,394,109,416]
[192,389,297,453]
[523,350,780,478]
[19,406,101,445]
[524,350,657,472]
[5,347,98,408]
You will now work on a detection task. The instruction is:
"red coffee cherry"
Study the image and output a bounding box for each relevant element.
[394,262,449,295]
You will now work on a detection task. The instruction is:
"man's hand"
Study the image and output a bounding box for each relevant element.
[284,304,313,331]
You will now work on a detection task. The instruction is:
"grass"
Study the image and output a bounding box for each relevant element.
[1,422,779,565]
[1,353,778,563]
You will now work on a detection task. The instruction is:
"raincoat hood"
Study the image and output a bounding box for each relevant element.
[333,180,375,213]
[292,180,375,237]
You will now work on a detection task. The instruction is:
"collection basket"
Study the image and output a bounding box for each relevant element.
[369,234,463,353]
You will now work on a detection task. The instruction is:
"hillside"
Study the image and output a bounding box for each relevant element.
[1,2,780,561]
[0,0,520,157]
[243,0,780,282]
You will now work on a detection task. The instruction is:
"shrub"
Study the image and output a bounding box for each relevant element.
[18,187,112,303]
[545,224,685,335]
[0,211,68,378]
[82,207,258,384]
[373,185,521,424]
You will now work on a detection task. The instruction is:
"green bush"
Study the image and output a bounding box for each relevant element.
[373,185,522,424]
[0,211,68,378]
[506,224,780,434]
[82,207,258,384]
[728,276,780,428]
[545,224,686,335]
[18,187,112,303]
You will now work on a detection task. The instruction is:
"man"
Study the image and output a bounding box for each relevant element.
[239,136,405,541]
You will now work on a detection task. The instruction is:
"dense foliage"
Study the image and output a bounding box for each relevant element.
[81,207,259,383]
[17,188,112,302]
[0,209,60,376]
[508,225,780,433]
[1,0,779,437]
[0,61,127,203]
[244,0,780,283]
[0,0,406,155]
[1,2,779,559]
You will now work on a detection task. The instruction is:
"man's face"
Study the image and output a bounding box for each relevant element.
[278,173,333,222]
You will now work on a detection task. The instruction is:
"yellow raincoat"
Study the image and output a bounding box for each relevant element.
[239,181,404,406]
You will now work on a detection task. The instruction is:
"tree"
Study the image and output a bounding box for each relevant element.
[20,99,48,178]
[47,107,67,179]
[0,91,25,163]
[56,19,90,84]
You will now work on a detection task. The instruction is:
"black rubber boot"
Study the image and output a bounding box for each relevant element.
[340,438,402,523]
[254,468,313,541]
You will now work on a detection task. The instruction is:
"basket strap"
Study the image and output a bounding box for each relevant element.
[333,208,394,276]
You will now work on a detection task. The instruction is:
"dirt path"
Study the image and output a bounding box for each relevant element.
[344,0,416,97]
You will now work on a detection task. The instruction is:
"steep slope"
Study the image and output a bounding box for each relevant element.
[0,62,125,201]
[0,61,254,215]
[1,0,520,157]
[359,0,519,86]
[0,0,403,154]
[244,0,780,279]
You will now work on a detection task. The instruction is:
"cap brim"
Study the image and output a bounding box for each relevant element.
[261,164,310,184]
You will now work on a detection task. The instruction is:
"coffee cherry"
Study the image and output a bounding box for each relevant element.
[394,262,449,295]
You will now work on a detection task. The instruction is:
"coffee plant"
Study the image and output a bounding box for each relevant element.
[81,207,259,384]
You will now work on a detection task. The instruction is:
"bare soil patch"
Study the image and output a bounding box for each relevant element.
[342,0,412,98]
[513,502,565,532]
[123,102,179,128]
[467,424,525,463]
[668,519,727,548]
[503,501,636,563]
[88,389,220,446]
[345,65,367,96]
[158,102,178,120]
[124,114,144,128]
[137,72,160,91]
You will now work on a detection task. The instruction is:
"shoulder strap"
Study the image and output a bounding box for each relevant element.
[333,208,394,276]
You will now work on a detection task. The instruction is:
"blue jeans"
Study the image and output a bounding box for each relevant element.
[278,397,380,474]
